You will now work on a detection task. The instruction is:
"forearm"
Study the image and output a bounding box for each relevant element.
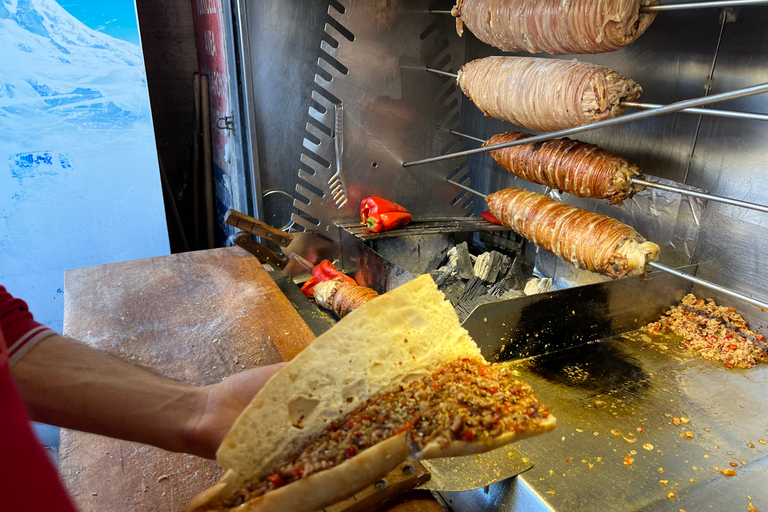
[11,334,205,455]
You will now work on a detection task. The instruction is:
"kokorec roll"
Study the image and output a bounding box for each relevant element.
[484,132,646,205]
[486,188,659,278]
[314,279,379,318]
[452,0,659,55]
[457,57,642,132]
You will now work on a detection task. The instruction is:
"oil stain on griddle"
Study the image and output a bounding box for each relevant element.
[518,341,652,400]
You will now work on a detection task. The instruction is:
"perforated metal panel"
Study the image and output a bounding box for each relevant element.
[236,0,473,241]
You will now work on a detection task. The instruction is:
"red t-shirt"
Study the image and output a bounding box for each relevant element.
[0,285,77,511]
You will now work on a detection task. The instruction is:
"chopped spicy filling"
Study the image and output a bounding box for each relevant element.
[645,294,767,368]
[223,358,550,507]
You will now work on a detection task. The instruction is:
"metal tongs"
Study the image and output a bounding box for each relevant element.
[328,103,348,208]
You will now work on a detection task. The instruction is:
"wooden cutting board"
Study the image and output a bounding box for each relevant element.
[59,247,317,512]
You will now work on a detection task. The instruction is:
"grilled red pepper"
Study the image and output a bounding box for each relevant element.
[300,275,322,298]
[300,260,356,298]
[360,197,409,223]
[312,260,355,285]
[365,211,412,233]
[481,210,502,225]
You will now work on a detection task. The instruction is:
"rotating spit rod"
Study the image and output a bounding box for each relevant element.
[429,1,768,15]
[641,0,768,11]
[621,102,768,123]
[447,179,768,311]
[446,129,768,215]
[409,71,768,167]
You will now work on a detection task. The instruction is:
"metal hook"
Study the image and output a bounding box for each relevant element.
[216,116,234,132]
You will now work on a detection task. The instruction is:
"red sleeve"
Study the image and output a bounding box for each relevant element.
[0,290,77,510]
[0,357,78,511]
[0,285,55,365]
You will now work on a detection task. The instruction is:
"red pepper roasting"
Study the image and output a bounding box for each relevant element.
[300,260,356,297]
[300,276,322,298]
[360,197,409,222]
[312,260,356,284]
[361,197,412,233]
[365,211,412,233]
[481,210,502,225]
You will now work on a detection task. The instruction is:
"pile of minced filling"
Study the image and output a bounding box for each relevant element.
[224,358,549,507]
[645,293,768,368]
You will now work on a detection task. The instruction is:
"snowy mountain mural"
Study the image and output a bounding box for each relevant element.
[0,0,150,132]
[0,0,169,332]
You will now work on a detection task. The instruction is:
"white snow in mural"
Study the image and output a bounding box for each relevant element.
[0,0,169,331]
[0,0,151,133]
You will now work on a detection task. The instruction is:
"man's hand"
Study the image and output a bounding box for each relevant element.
[186,363,286,459]
[13,334,285,459]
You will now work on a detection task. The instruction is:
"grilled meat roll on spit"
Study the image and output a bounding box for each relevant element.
[457,57,642,132]
[487,188,659,278]
[485,132,646,205]
[314,279,380,318]
[452,0,659,55]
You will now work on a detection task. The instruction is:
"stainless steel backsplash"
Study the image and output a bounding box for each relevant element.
[235,0,768,305]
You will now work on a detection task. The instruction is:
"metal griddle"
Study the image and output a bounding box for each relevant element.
[444,336,768,511]
[268,220,768,511]
[442,270,768,512]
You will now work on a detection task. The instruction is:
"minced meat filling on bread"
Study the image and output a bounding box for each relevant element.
[185,275,556,512]
[221,358,549,508]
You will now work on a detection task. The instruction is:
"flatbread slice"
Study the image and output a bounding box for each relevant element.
[186,274,555,512]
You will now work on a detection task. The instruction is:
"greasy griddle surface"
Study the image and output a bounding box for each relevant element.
[448,332,768,511]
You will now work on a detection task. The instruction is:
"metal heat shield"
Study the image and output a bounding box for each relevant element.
[461,266,696,362]
[234,0,474,239]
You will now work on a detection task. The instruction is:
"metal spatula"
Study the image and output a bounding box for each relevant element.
[329,102,349,208]
[324,446,534,512]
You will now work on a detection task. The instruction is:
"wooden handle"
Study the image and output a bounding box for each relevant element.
[324,461,431,512]
[225,209,293,247]
[232,232,288,269]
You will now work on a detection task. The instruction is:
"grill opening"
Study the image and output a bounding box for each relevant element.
[366,229,556,322]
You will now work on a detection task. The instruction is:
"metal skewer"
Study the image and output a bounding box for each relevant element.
[446,179,768,310]
[431,1,768,15]
[426,68,459,78]
[641,0,768,11]
[647,262,768,310]
[409,73,768,167]
[427,68,768,122]
[621,102,768,123]
[446,129,768,214]
[449,130,486,144]
[449,179,487,200]
[631,178,768,213]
